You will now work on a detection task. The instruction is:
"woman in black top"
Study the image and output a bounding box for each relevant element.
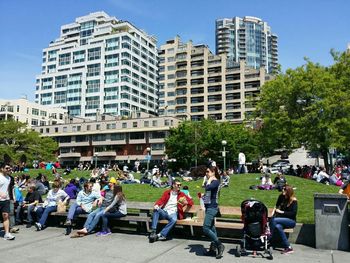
[270,185,297,254]
[201,165,225,259]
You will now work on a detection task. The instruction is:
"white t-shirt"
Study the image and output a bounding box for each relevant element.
[0,173,11,201]
[164,191,178,215]
[45,189,68,207]
[239,152,246,165]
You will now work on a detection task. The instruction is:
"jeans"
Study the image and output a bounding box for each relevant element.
[151,208,177,237]
[269,217,296,248]
[36,206,57,226]
[101,211,126,231]
[84,208,104,233]
[16,204,36,223]
[238,164,246,174]
[203,207,219,245]
[67,203,87,220]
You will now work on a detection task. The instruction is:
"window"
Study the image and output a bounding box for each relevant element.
[122,123,127,128]
[111,133,125,140]
[59,53,71,66]
[96,124,100,130]
[32,108,39,115]
[73,50,85,63]
[88,47,101,61]
[133,122,137,128]
[152,120,157,126]
[107,123,116,129]
[151,143,164,151]
[130,132,144,140]
[87,64,100,77]
[144,121,149,127]
[92,134,106,141]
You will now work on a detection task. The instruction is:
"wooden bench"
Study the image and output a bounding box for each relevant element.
[159,205,294,236]
[47,201,293,236]
[50,201,154,232]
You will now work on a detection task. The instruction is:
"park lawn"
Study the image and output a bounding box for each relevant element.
[16,169,340,224]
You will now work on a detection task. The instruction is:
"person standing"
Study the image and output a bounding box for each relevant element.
[0,163,15,240]
[238,151,247,174]
[270,185,298,254]
[149,179,193,242]
[201,166,224,258]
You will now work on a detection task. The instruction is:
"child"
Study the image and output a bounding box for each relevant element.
[180,185,192,199]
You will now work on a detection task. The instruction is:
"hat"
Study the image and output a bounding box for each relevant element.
[109,177,117,184]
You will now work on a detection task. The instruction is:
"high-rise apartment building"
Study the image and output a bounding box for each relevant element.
[158,36,270,122]
[216,16,278,73]
[35,12,158,118]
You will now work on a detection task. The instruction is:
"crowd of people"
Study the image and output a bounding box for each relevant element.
[1,157,349,259]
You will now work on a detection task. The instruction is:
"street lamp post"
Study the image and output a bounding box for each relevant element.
[146,147,151,172]
[94,152,99,168]
[222,140,227,171]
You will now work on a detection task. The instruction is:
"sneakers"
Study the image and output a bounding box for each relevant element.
[96,231,112,237]
[281,247,294,254]
[216,244,225,259]
[35,222,42,231]
[3,233,15,241]
[64,219,72,226]
[157,234,167,241]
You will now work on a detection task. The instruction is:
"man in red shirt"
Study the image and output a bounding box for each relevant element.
[149,179,193,242]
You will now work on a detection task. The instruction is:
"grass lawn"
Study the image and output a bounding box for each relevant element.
[16,169,340,224]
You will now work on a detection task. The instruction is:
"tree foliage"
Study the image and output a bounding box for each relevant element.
[255,51,350,171]
[165,119,259,169]
[0,120,58,164]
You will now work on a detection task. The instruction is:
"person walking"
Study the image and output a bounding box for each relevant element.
[0,163,15,240]
[269,185,298,254]
[201,165,225,258]
[148,179,193,242]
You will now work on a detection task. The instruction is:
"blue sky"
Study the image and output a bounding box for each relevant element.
[0,0,349,100]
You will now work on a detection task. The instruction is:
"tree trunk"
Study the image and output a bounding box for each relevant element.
[320,149,330,174]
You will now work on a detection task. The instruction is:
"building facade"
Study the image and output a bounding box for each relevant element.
[33,112,180,166]
[0,97,66,127]
[158,36,271,122]
[35,11,158,118]
[215,16,278,73]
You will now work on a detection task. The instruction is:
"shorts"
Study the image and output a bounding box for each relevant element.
[0,200,11,214]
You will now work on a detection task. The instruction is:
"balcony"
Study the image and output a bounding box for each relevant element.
[60,152,81,158]
[129,138,146,144]
[95,151,117,157]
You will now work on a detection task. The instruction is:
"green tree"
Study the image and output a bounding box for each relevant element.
[256,52,350,172]
[0,120,58,164]
[165,119,259,169]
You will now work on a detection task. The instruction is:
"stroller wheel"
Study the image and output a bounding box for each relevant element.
[235,245,241,257]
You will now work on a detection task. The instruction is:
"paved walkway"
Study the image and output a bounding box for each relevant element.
[0,226,348,263]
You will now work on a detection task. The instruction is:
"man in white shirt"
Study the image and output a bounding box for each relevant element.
[238,152,247,174]
[0,163,15,240]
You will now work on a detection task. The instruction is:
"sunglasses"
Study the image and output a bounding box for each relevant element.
[175,184,182,187]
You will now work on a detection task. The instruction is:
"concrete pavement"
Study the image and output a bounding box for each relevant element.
[0,226,348,263]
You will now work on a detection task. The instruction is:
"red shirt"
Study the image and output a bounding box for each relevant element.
[155,190,194,220]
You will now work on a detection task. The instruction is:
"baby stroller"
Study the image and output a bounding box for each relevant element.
[236,199,273,260]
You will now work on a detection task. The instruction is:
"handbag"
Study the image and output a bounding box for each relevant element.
[57,201,67,213]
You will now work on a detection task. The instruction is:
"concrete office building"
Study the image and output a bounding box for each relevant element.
[158,36,271,122]
[33,112,180,166]
[35,11,158,118]
[0,97,66,127]
[216,16,278,73]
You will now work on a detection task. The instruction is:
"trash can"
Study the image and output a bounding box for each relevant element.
[314,193,349,251]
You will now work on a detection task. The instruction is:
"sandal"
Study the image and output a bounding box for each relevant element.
[70,232,86,238]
